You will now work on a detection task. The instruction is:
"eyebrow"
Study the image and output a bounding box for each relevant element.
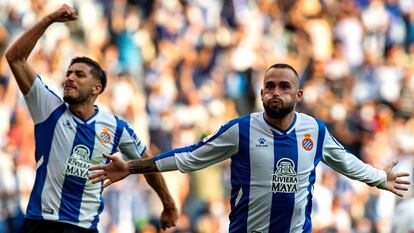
[66,69,87,75]
[265,80,293,85]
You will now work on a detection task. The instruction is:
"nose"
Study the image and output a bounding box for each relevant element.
[66,73,79,85]
[67,73,75,80]
[272,87,281,97]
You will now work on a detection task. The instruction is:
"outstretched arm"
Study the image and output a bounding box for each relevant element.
[5,4,77,95]
[322,127,410,197]
[89,153,158,188]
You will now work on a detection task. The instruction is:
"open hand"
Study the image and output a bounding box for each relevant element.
[383,161,411,197]
[89,153,130,188]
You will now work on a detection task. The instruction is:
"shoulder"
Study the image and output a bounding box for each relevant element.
[220,113,257,130]
[95,109,132,130]
[297,112,326,127]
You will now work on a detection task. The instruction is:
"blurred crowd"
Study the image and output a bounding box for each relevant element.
[0,0,414,232]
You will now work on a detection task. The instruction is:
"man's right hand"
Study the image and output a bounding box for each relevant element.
[47,4,78,23]
[89,153,130,188]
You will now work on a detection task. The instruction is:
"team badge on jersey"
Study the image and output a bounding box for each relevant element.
[302,133,314,151]
[100,128,111,144]
[271,158,298,193]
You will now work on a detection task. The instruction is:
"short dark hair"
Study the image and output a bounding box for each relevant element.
[69,56,107,93]
[266,63,300,80]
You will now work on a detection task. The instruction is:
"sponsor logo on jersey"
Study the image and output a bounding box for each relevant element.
[302,133,314,151]
[65,144,91,179]
[256,137,268,148]
[271,158,298,193]
[100,128,111,144]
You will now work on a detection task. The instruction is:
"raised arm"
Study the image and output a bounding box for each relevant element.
[5,4,77,95]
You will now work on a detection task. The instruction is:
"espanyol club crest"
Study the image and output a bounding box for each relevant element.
[100,128,111,144]
[302,133,313,151]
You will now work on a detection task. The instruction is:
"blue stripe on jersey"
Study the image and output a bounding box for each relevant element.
[90,116,125,229]
[229,115,251,233]
[269,129,299,233]
[27,104,67,218]
[154,118,240,161]
[111,116,125,154]
[302,119,326,232]
[121,119,145,156]
[59,121,96,222]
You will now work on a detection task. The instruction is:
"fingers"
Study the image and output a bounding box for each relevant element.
[89,164,107,171]
[88,170,105,180]
[88,172,115,188]
[394,185,409,191]
[390,160,399,168]
[102,153,116,161]
[396,179,411,185]
[89,172,107,184]
[102,180,112,189]
[396,172,410,178]
[62,4,77,14]
[160,220,176,230]
[88,154,116,171]
[52,4,78,21]
[391,189,404,198]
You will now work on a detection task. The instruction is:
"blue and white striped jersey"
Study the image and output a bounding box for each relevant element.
[24,77,146,230]
[155,112,386,233]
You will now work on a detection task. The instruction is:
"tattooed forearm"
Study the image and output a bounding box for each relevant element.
[128,158,159,174]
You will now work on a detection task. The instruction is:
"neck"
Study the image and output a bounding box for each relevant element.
[264,111,295,131]
[69,103,97,120]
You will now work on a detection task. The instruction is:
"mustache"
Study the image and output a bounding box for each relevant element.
[269,97,283,103]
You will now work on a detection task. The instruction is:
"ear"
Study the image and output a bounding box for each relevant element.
[92,83,103,95]
[295,89,303,103]
[260,89,264,100]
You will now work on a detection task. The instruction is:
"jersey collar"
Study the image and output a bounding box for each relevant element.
[70,105,100,125]
[262,111,298,135]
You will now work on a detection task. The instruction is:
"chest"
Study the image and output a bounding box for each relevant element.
[54,114,117,157]
[244,127,319,175]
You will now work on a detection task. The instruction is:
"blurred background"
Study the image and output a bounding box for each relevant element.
[0,0,413,232]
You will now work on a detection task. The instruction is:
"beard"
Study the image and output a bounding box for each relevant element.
[63,92,89,105]
[263,99,295,119]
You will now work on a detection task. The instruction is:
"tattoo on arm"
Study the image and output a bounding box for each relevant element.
[128,158,158,174]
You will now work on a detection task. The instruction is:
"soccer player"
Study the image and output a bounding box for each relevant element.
[89,63,411,233]
[5,4,178,233]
